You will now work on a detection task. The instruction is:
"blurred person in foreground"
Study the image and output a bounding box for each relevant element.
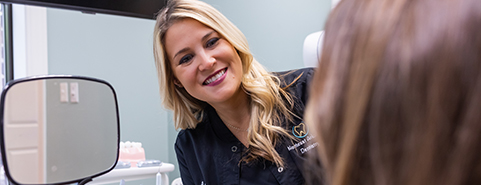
[304,0,481,184]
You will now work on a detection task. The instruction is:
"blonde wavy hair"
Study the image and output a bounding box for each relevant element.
[153,0,297,167]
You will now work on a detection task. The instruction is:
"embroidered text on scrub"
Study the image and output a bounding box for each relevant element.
[301,142,319,154]
[287,135,316,151]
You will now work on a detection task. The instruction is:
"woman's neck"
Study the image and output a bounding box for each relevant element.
[212,89,251,128]
[212,89,251,147]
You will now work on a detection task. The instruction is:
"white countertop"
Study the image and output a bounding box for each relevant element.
[88,163,175,185]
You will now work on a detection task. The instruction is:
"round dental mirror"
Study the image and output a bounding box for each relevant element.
[0,75,120,185]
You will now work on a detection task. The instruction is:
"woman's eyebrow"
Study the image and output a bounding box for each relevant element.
[173,31,216,60]
[202,31,215,42]
[173,48,190,60]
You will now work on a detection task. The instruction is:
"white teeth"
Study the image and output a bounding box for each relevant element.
[205,69,226,85]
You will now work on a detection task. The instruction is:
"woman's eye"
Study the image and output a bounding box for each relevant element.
[206,37,219,48]
[179,54,193,65]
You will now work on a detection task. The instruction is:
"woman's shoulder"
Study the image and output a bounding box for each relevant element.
[175,120,209,146]
[272,67,315,87]
[272,67,315,76]
[177,120,209,134]
[272,67,315,99]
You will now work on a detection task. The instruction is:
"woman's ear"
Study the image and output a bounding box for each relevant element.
[174,78,183,88]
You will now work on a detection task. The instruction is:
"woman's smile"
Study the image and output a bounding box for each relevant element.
[204,68,227,86]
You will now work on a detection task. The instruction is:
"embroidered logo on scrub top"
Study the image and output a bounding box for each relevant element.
[288,122,318,154]
[292,122,308,138]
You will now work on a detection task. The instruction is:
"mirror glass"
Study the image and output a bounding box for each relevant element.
[1,77,119,184]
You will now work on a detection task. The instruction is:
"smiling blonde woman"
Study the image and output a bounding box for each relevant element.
[153,0,316,184]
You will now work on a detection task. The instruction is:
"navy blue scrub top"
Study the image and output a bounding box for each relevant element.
[175,68,317,185]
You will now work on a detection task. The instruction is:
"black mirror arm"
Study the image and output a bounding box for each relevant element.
[78,177,93,185]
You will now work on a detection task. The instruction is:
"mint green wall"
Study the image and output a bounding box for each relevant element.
[45,0,330,184]
[204,0,331,71]
[46,9,166,185]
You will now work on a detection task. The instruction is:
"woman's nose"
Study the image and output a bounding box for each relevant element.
[198,52,215,71]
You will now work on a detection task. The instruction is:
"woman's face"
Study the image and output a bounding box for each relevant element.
[164,18,244,106]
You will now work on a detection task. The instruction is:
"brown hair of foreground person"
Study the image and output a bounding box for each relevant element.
[304,0,481,184]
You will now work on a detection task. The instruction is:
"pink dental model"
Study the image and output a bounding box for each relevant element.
[118,141,146,167]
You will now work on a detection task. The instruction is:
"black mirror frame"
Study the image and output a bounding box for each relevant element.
[0,75,120,185]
